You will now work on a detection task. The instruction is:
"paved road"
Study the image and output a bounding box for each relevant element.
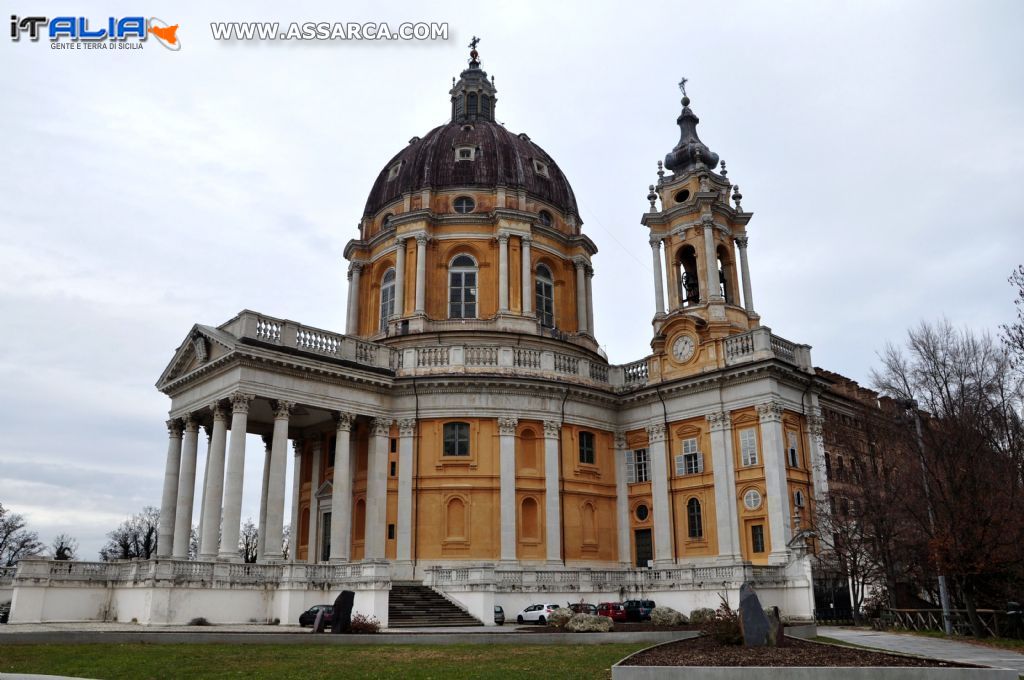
[819,626,1024,674]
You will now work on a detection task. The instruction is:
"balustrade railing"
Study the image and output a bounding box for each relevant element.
[553,353,579,374]
[417,346,450,368]
[622,358,649,385]
[466,346,498,367]
[513,348,541,369]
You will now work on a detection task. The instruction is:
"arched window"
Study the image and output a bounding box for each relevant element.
[379,268,396,329]
[443,421,471,456]
[448,255,477,319]
[535,264,555,328]
[521,497,539,540]
[353,499,366,541]
[480,95,491,118]
[445,497,466,539]
[538,210,553,227]
[581,502,597,546]
[467,92,478,116]
[716,244,735,304]
[382,213,394,229]
[687,498,703,539]
[677,245,699,306]
[519,428,538,471]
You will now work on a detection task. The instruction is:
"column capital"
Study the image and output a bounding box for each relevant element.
[706,411,733,432]
[572,255,589,270]
[584,265,594,278]
[348,260,366,275]
[333,412,356,432]
[497,416,518,436]
[370,417,392,437]
[520,233,533,244]
[806,414,824,439]
[229,392,255,414]
[645,422,667,443]
[166,418,183,438]
[734,235,749,249]
[398,418,417,436]
[415,232,430,246]
[182,414,200,432]
[649,236,663,249]
[272,400,295,420]
[543,420,560,439]
[210,403,229,421]
[756,400,784,423]
[496,231,511,244]
[395,234,409,246]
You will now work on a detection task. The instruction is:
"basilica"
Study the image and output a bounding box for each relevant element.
[9,44,831,626]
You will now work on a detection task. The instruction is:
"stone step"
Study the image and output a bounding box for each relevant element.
[388,583,483,627]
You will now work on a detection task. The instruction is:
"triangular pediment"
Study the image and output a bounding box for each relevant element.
[315,480,334,500]
[156,324,238,390]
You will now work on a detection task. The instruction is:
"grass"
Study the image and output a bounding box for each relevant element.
[0,642,650,680]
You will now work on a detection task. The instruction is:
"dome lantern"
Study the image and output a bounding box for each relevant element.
[450,36,497,123]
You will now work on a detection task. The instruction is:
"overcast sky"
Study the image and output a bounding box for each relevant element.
[1,0,1021,560]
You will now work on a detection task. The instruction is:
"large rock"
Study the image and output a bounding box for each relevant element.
[565,613,614,632]
[738,582,772,647]
[650,606,687,626]
[765,605,786,647]
[331,590,354,634]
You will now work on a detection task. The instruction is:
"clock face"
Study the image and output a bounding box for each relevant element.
[672,335,695,363]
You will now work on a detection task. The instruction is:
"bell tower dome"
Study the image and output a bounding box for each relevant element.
[643,79,760,380]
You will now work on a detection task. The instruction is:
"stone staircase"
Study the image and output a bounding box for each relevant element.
[388,583,483,628]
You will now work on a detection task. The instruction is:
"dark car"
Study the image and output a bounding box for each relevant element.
[623,599,656,621]
[494,605,505,625]
[298,604,335,627]
[597,602,628,622]
[568,602,598,615]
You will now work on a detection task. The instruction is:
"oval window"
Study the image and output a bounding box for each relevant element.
[674,189,690,204]
[635,504,650,521]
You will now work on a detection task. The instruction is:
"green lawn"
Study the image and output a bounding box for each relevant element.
[1,642,649,680]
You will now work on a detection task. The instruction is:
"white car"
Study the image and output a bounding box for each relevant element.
[516,603,560,624]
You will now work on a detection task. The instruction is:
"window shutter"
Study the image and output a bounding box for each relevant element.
[675,454,685,476]
[697,452,704,474]
[625,450,636,483]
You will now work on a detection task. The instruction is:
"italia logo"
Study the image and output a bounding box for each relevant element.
[10,15,180,50]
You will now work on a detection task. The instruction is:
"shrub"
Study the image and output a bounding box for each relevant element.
[689,607,716,624]
[565,613,613,633]
[700,595,743,646]
[650,606,687,627]
[187,617,211,626]
[547,608,573,628]
[349,612,381,634]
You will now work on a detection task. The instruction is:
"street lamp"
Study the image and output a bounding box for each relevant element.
[898,397,954,636]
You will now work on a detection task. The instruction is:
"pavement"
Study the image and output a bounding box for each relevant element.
[819,626,1024,674]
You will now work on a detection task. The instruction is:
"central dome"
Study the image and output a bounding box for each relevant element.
[362,119,579,218]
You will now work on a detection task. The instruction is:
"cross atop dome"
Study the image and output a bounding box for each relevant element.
[663,78,719,174]
[469,35,481,67]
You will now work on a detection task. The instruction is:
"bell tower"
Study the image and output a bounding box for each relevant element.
[643,79,759,380]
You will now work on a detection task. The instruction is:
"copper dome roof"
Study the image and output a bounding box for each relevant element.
[362,119,579,219]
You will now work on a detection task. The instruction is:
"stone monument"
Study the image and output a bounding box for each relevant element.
[738,582,772,647]
[331,590,354,634]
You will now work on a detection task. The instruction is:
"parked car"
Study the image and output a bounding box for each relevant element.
[623,599,656,621]
[597,602,628,622]
[568,602,598,615]
[516,603,560,624]
[494,605,505,625]
[298,604,335,627]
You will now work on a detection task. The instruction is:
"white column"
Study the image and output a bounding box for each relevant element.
[735,236,755,313]
[199,404,229,560]
[306,436,321,563]
[647,422,673,564]
[703,220,722,302]
[257,434,271,560]
[157,419,183,558]
[585,266,595,337]
[650,237,665,315]
[393,236,406,318]
[289,438,303,562]
[346,262,363,335]
[613,432,631,565]
[329,413,355,563]
[521,236,533,317]
[396,418,416,562]
[542,421,561,563]
[757,401,792,562]
[664,243,679,310]
[364,417,391,560]
[574,257,588,334]
[262,401,293,562]
[197,426,211,546]
[707,412,741,561]
[497,232,510,313]
[172,415,200,559]
[219,393,253,562]
[414,234,428,315]
[498,416,518,562]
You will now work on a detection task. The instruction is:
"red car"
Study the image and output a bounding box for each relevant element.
[597,602,627,622]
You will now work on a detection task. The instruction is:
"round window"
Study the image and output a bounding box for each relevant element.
[635,504,649,521]
[674,189,690,204]
[538,210,553,227]
[743,489,762,511]
[453,196,475,214]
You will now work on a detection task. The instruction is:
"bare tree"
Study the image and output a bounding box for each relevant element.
[239,519,258,563]
[872,320,1024,636]
[0,502,44,566]
[51,533,78,561]
[1002,265,1024,368]
[99,506,161,561]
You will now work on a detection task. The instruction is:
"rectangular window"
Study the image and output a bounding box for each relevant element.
[387,524,395,540]
[390,438,397,453]
[328,437,336,468]
[751,524,765,553]
[579,431,595,465]
[675,437,703,475]
[390,461,397,477]
[739,428,759,467]
[626,448,649,483]
[443,422,470,456]
[787,431,800,468]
